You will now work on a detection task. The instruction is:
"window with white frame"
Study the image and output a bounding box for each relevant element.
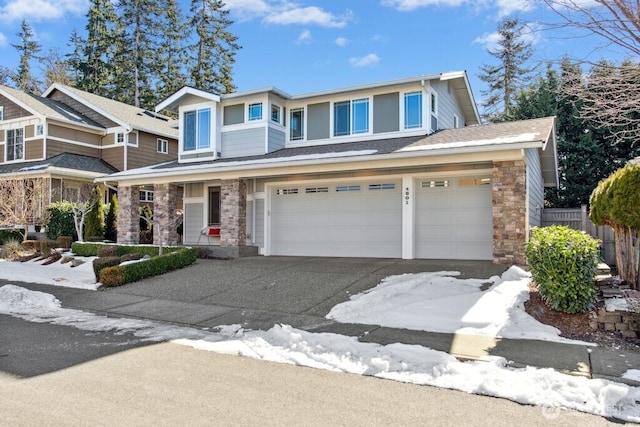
[290,108,304,141]
[140,190,154,202]
[115,132,125,144]
[0,106,4,121]
[404,92,422,129]
[430,90,439,131]
[128,132,138,146]
[157,138,168,154]
[6,128,24,161]
[248,103,263,121]
[35,124,44,136]
[183,108,211,151]
[334,98,369,137]
[271,104,281,124]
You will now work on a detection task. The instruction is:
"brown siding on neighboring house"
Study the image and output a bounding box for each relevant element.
[0,94,32,120]
[0,146,4,163]
[126,132,177,169]
[25,125,34,138]
[101,146,125,171]
[47,90,119,128]
[46,139,100,158]
[25,139,44,160]
[48,124,101,145]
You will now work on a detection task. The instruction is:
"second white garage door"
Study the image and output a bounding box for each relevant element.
[415,176,493,260]
[270,180,402,258]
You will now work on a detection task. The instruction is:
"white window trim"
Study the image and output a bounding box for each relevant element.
[157,138,168,154]
[140,190,154,202]
[270,103,282,125]
[180,102,215,155]
[35,123,44,136]
[127,131,138,147]
[5,127,25,162]
[115,132,125,144]
[288,106,306,142]
[331,97,372,139]
[430,89,439,117]
[0,106,4,121]
[248,102,263,122]
[402,91,424,131]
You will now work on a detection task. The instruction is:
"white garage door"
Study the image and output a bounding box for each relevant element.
[270,180,402,258]
[416,177,493,260]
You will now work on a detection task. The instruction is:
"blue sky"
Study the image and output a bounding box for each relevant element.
[0,0,629,105]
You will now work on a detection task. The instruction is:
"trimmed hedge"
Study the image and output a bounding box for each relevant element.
[93,256,121,279]
[72,242,183,257]
[99,247,196,287]
[526,225,600,314]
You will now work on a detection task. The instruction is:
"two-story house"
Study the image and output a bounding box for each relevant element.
[0,84,179,230]
[104,72,558,265]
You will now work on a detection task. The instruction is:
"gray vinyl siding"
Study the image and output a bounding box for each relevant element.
[221,127,265,158]
[373,92,399,134]
[184,202,204,244]
[431,80,466,129]
[268,127,285,153]
[526,148,544,228]
[224,104,244,126]
[307,102,330,140]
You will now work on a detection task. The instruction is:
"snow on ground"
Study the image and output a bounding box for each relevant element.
[0,283,639,423]
[327,266,589,344]
[0,256,99,290]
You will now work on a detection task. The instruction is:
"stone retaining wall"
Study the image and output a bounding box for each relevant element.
[593,309,640,338]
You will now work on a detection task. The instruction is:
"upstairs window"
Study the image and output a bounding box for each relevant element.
[0,106,4,121]
[116,132,125,144]
[248,103,262,121]
[404,92,422,129]
[334,98,369,137]
[6,128,24,161]
[184,108,211,151]
[290,108,304,141]
[35,124,44,136]
[271,104,281,124]
[157,138,168,154]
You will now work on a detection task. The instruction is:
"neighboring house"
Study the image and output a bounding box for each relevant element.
[103,72,558,265]
[0,84,179,229]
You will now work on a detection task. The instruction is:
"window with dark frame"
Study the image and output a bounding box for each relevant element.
[208,187,221,225]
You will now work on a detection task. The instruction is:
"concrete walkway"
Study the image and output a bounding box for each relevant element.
[8,256,640,385]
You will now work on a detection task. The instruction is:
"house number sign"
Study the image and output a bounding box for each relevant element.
[405,187,410,205]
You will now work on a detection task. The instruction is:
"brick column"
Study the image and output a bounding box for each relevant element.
[153,183,180,246]
[220,179,247,247]
[492,160,527,265]
[117,185,140,244]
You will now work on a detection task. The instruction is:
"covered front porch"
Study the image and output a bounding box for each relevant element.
[116,178,258,258]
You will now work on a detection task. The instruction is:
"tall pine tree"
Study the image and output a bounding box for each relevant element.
[80,0,118,97]
[189,0,240,94]
[156,0,189,101]
[11,20,41,93]
[478,18,533,122]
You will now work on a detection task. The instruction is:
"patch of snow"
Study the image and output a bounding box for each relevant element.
[19,163,50,171]
[399,133,540,152]
[328,266,591,345]
[0,257,99,290]
[1,284,639,422]
[623,370,640,382]
[606,298,630,312]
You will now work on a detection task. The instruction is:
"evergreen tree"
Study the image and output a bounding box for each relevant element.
[11,20,41,93]
[478,18,533,122]
[104,195,118,242]
[84,186,105,240]
[115,0,163,108]
[79,0,118,97]
[67,30,85,85]
[189,0,240,94]
[156,0,189,100]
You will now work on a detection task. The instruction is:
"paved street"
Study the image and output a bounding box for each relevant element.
[0,338,617,426]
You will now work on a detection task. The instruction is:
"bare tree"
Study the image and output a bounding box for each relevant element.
[65,183,99,243]
[0,178,50,240]
[140,207,183,255]
[539,1,640,144]
[40,48,74,87]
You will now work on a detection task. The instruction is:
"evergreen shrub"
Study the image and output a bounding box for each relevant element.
[526,225,600,314]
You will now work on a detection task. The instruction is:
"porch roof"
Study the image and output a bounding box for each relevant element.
[0,153,118,178]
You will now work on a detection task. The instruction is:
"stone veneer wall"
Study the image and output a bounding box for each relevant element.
[153,183,180,246]
[117,185,140,244]
[220,179,247,247]
[593,309,639,339]
[492,160,527,265]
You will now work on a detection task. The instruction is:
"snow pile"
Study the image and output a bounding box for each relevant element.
[1,283,639,422]
[0,256,99,290]
[328,266,586,344]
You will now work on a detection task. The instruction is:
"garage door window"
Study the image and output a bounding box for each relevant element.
[305,187,329,193]
[459,178,491,186]
[336,185,361,192]
[368,183,396,190]
[421,180,449,188]
[277,188,298,195]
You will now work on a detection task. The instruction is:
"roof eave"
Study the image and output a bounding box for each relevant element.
[156,86,221,113]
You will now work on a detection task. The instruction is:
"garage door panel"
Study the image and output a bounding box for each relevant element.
[416,177,493,260]
[271,181,402,258]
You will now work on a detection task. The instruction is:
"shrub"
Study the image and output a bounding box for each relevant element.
[119,252,143,262]
[97,246,118,258]
[526,225,600,314]
[47,201,77,240]
[0,229,24,244]
[21,240,40,252]
[98,248,196,287]
[104,196,118,242]
[84,187,105,241]
[58,236,73,250]
[1,238,23,260]
[93,256,121,279]
[72,242,184,257]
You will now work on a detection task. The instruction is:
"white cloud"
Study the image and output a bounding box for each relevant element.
[473,31,502,51]
[0,32,7,47]
[296,29,312,44]
[264,6,353,28]
[335,36,348,47]
[0,0,88,22]
[380,0,465,12]
[225,0,271,21]
[495,0,531,17]
[349,53,380,67]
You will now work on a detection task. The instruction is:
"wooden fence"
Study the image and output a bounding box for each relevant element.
[541,205,616,266]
